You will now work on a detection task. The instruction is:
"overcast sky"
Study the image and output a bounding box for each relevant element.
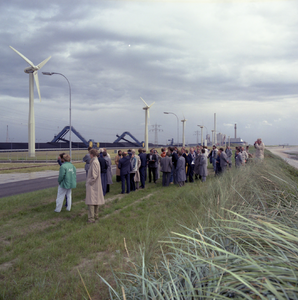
[1,0,297,146]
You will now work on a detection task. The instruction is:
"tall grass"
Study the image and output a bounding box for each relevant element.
[102,153,298,299]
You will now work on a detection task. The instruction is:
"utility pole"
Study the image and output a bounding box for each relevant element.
[194,130,200,145]
[150,124,163,146]
[6,125,9,142]
[181,116,187,147]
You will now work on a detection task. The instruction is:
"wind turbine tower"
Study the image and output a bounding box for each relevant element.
[200,126,204,146]
[10,46,51,157]
[140,97,155,151]
[181,115,187,147]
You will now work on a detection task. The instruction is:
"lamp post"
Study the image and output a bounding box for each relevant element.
[42,72,72,158]
[164,112,179,146]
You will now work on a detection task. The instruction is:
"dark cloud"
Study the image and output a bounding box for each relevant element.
[1,0,298,145]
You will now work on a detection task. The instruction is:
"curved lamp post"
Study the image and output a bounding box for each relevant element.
[164,112,179,146]
[42,72,72,158]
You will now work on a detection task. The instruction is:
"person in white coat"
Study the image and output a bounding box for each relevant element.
[254,138,265,161]
[235,149,244,167]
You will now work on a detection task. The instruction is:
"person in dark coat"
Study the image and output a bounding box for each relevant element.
[160,152,173,186]
[188,147,196,182]
[216,151,221,175]
[138,148,147,189]
[182,148,188,182]
[115,150,122,182]
[219,148,229,174]
[98,152,108,196]
[194,150,201,180]
[194,146,202,179]
[118,151,132,194]
[148,149,158,183]
[83,147,92,177]
[103,151,113,194]
[168,146,178,184]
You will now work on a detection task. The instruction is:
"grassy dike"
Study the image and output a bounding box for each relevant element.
[0,151,298,299]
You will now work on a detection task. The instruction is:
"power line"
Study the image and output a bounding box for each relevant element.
[150,123,163,146]
[194,130,200,144]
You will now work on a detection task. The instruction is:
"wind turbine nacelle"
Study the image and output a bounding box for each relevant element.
[24,66,37,74]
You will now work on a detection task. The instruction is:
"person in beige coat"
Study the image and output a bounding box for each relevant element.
[254,138,265,161]
[85,149,105,223]
[133,150,141,189]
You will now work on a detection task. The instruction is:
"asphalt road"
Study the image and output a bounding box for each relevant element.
[0,166,116,198]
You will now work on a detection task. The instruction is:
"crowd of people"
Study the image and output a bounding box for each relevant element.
[53,138,265,223]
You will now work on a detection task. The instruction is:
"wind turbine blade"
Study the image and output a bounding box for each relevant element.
[10,46,35,67]
[148,102,155,108]
[140,97,149,107]
[36,56,51,70]
[33,71,41,102]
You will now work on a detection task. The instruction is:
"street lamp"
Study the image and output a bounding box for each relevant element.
[164,112,179,146]
[42,72,72,158]
[181,115,187,147]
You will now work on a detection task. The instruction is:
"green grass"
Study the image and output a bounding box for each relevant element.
[0,173,213,299]
[100,151,298,299]
[1,149,297,299]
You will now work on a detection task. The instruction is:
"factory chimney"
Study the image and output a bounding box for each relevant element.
[234,123,237,139]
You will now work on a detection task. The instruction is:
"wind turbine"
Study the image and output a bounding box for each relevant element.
[10,46,51,157]
[181,114,187,147]
[140,97,155,151]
